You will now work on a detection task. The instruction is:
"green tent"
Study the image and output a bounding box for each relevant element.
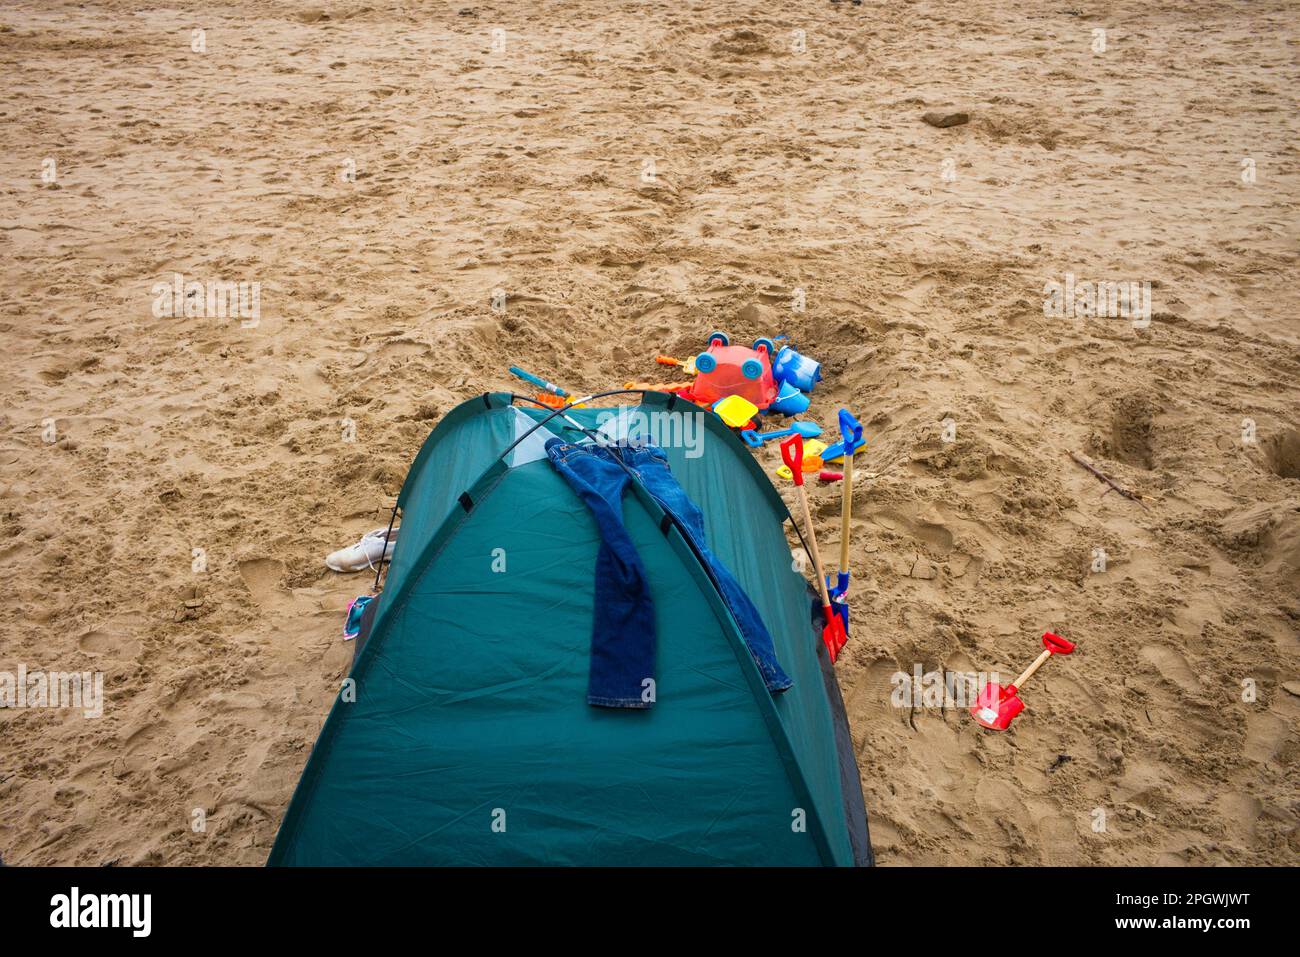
[269,392,871,866]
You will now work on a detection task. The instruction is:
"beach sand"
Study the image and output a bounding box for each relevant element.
[0,0,1296,865]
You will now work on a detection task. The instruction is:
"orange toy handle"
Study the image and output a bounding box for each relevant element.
[655,355,680,366]
[780,434,805,485]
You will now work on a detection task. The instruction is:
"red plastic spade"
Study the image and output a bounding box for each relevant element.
[970,631,1075,730]
[781,434,848,662]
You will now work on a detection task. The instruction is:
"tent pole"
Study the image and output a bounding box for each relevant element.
[371,505,399,593]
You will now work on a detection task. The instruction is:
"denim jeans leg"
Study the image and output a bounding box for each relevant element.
[627,448,793,694]
[545,440,657,708]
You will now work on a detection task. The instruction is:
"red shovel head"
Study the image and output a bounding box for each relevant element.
[821,605,847,662]
[970,682,1023,730]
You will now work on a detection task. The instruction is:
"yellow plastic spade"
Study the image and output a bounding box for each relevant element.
[712,395,759,429]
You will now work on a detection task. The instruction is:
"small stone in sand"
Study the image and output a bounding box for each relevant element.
[922,111,970,128]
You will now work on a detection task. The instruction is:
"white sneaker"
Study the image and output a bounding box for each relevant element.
[325,527,398,573]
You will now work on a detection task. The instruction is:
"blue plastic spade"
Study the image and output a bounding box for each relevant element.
[740,420,822,448]
[821,412,867,463]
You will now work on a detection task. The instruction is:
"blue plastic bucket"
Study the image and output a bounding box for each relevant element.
[769,381,810,415]
[772,346,822,392]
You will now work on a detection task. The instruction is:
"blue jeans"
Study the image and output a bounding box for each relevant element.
[545,439,792,708]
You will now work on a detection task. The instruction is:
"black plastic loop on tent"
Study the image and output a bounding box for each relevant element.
[371,504,399,593]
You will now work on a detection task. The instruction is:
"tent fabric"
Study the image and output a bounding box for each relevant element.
[270,392,872,866]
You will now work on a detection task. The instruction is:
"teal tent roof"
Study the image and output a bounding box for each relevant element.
[270,392,870,866]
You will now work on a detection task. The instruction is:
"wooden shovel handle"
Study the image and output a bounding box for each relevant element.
[838,452,854,573]
[797,485,832,607]
[836,409,863,574]
[1011,649,1053,691]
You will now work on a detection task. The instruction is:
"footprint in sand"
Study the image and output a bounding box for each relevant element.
[870,509,955,556]
[1139,645,1200,694]
[369,339,430,363]
[847,656,907,718]
[943,650,986,705]
[1028,801,1079,865]
[1215,791,1262,841]
[1243,712,1287,764]
[971,776,1030,823]
[76,628,140,661]
[915,521,954,555]
[882,276,937,314]
[1114,755,1175,804]
[238,558,291,612]
[1046,674,1098,712]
